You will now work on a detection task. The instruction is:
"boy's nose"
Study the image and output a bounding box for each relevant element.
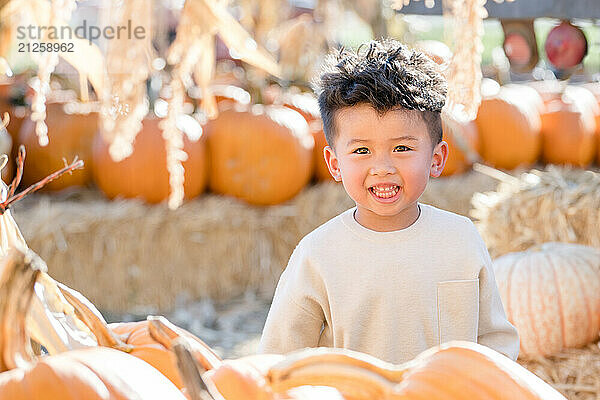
[369,160,397,176]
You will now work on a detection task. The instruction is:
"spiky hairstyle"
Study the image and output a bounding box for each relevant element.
[313,38,447,149]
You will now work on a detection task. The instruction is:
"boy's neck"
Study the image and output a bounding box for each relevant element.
[354,203,421,232]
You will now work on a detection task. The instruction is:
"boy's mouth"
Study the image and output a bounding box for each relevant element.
[368,184,400,199]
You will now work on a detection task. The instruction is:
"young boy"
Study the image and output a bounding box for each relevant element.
[258,38,519,364]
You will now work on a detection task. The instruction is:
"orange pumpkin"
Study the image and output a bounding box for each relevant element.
[197,343,564,400]
[311,126,334,181]
[0,347,188,399]
[388,342,564,399]
[441,119,480,176]
[582,83,600,164]
[18,102,98,190]
[540,97,597,166]
[280,92,335,182]
[55,274,222,391]
[475,85,542,170]
[108,317,222,389]
[92,115,208,204]
[205,104,314,205]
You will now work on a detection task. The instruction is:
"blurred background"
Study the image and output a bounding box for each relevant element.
[0,2,599,397]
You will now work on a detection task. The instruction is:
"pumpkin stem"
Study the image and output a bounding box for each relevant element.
[57,282,133,352]
[173,337,220,400]
[147,315,222,370]
[0,247,44,372]
[266,347,407,397]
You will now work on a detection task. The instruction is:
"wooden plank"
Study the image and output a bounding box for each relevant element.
[395,0,600,19]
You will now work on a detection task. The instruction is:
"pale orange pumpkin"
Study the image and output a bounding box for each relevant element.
[493,243,600,358]
[540,97,597,166]
[92,115,208,204]
[205,104,314,205]
[475,85,542,169]
[18,102,98,190]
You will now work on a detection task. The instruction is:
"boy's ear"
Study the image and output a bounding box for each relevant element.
[323,146,342,182]
[430,140,449,178]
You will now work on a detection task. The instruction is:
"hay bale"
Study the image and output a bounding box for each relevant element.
[519,343,600,400]
[472,166,600,258]
[11,184,353,314]
[10,171,496,314]
[423,171,498,216]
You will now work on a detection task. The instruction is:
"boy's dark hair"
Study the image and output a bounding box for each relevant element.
[313,38,447,150]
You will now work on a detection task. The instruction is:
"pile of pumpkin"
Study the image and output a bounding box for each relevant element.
[0,247,567,400]
[2,75,600,208]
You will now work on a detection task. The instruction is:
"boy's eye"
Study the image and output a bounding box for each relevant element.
[353,147,369,154]
[394,145,411,152]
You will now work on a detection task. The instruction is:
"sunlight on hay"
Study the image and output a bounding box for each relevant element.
[519,343,600,400]
[472,166,600,258]
[10,171,496,313]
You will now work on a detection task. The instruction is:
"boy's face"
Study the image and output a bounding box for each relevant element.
[324,104,448,231]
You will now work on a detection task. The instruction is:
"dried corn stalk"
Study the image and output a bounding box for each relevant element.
[164,0,280,209]
[27,0,77,146]
[99,0,154,162]
[274,13,329,83]
[0,0,105,141]
[471,166,600,258]
[392,0,515,119]
[236,0,290,44]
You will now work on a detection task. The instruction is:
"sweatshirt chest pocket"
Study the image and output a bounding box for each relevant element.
[437,279,479,345]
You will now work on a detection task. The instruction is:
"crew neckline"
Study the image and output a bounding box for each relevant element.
[340,203,430,242]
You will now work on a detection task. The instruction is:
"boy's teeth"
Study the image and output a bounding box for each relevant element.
[370,185,399,198]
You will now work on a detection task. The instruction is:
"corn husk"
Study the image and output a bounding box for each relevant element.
[471,166,600,258]
[0,166,98,354]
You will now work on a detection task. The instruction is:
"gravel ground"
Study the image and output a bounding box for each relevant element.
[104,291,272,359]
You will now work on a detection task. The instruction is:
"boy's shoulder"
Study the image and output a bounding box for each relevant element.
[422,203,474,229]
[422,203,484,242]
[294,207,355,251]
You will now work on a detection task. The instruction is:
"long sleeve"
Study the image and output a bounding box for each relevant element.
[477,247,520,361]
[258,241,326,355]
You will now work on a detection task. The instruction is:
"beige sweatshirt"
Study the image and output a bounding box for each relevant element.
[259,203,519,364]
